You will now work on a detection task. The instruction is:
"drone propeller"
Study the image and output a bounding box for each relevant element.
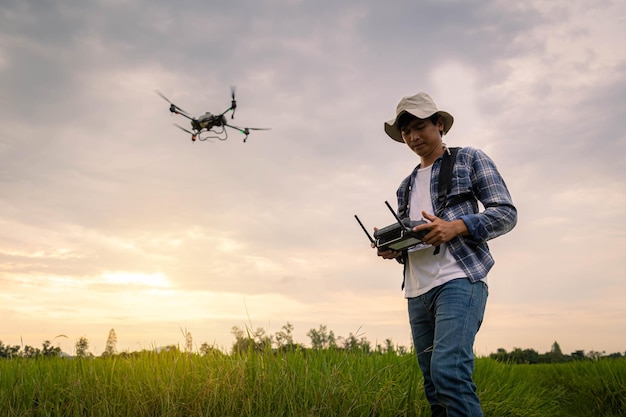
[155,90,191,117]
[174,123,198,141]
[226,124,271,135]
[226,123,271,142]
[174,123,193,134]
[230,85,237,119]
[243,127,271,135]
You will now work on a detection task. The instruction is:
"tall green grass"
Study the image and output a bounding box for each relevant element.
[1,350,624,416]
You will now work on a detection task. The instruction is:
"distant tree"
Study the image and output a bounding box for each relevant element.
[490,347,539,364]
[42,340,61,357]
[199,342,223,357]
[165,345,180,353]
[75,336,92,358]
[252,327,272,351]
[0,341,21,359]
[586,350,605,360]
[230,325,272,353]
[510,348,525,363]
[341,333,358,351]
[102,329,118,357]
[307,325,337,350]
[490,348,509,362]
[521,348,540,364]
[274,322,294,349]
[307,325,326,350]
[231,326,253,353]
[546,341,564,363]
[337,333,371,353]
[376,339,408,355]
[22,345,40,358]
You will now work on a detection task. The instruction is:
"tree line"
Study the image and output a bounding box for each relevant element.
[489,341,624,364]
[0,339,61,359]
[2,325,624,361]
[0,324,403,358]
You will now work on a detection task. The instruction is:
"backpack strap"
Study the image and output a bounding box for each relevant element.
[435,147,460,216]
[397,169,416,220]
[432,147,459,255]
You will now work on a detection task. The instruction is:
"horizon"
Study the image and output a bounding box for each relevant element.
[4,323,618,358]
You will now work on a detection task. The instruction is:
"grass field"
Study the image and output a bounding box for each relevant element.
[1,349,624,416]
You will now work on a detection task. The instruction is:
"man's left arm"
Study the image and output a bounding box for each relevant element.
[459,148,517,242]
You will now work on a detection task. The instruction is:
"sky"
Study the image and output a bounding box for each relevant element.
[1,0,625,357]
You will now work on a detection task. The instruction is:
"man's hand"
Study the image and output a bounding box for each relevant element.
[413,211,469,246]
[372,227,402,260]
[376,247,402,259]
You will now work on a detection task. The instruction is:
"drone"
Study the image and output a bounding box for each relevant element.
[156,87,270,143]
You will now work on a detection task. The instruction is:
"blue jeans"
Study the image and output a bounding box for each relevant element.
[408,278,488,417]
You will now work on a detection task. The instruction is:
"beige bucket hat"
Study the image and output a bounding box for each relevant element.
[384,92,454,142]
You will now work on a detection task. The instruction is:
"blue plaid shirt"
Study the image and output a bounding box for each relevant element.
[397,146,517,282]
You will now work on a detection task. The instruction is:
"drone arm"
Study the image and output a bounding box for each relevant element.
[224,123,249,141]
[173,110,194,121]
[219,106,236,120]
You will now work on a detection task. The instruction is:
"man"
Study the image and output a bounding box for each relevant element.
[378,92,517,416]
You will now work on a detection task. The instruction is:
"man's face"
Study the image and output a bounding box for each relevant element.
[400,116,444,157]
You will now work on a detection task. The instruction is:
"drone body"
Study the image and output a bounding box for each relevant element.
[195,112,225,131]
[157,88,269,143]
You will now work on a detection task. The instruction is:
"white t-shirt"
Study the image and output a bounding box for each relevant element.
[403,164,467,298]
